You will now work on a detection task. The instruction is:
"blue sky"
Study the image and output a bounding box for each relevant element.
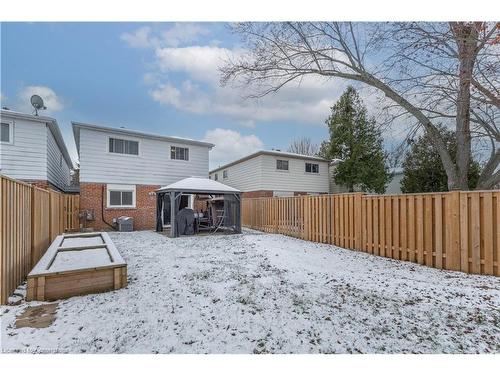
[1,22,357,169]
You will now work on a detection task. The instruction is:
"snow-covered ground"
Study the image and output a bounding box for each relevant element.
[1,230,499,353]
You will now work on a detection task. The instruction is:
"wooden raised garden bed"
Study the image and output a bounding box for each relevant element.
[27,232,127,301]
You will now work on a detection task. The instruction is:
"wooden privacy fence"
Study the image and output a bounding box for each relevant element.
[0,175,80,304]
[242,190,499,276]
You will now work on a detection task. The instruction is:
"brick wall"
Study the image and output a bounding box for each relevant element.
[294,192,308,196]
[242,190,318,198]
[23,180,50,190]
[242,190,274,198]
[23,180,69,193]
[80,182,160,231]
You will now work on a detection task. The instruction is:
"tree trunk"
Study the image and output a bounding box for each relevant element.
[451,23,479,190]
[357,72,460,189]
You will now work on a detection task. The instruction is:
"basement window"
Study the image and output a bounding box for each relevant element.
[305,163,319,174]
[107,184,136,208]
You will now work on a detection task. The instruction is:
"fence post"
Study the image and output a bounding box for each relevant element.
[303,195,310,241]
[354,193,363,251]
[448,191,461,271]
[274,198,278,233]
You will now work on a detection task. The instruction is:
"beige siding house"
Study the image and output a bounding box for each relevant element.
[209,150,330,198]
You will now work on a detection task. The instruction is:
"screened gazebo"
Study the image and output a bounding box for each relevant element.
[155,177,242,237]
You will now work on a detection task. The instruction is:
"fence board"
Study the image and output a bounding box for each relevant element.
[483,193,494,275]
[0,175,80,304]
[416,196,424,264]
[434,195,443,269]
[408,196,415,263]
[424,195,432,266]
[379,197,385,257]
[495,192,500,276]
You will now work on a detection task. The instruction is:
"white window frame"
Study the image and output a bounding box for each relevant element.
[170,146,190,161]
[222,170,228,179]
[106,184,136,208]
[0,120,14,145]
[276,159,289,172]
[107,136,140,157]
[214,173,218,181]
[305,162,320,174]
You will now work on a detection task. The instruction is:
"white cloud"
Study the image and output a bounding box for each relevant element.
[150,81,211,114]
[17,85,64,113]
[121,23,209,49]
[155,45,241,84]
[149,72,348,125]
[203,128,264,169]
[120,26,159,49]
[161,23,209,47]
[148,43,350,125]
[237,120,256,129]
[122,26,377,128]
[150,83,182,107]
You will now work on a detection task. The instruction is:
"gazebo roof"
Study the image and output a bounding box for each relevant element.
[157,177,240,194]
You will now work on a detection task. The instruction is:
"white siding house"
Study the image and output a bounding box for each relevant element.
[72,121,214,230]
[209,151,330,197]
[74,123,211,186]
[0,110,73,192]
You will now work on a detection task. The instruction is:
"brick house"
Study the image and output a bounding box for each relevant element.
[72,121,214,230]
[209,150,330,198]
[0,109,74,192]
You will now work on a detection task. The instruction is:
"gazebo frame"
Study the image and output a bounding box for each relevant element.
[155,187,242,238]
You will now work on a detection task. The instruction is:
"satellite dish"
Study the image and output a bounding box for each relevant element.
[30,95,46,115]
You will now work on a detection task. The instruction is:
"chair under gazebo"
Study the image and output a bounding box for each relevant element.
[155,177,242,237]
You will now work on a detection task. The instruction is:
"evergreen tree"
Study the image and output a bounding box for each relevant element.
[322,86,390,193]
[401,127,481,193]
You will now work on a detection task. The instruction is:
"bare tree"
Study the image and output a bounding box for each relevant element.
[287,137,319,156]
[221,22,499,190]
[70,161,80,187]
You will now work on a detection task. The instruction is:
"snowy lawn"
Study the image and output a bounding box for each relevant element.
[1,229,499,354]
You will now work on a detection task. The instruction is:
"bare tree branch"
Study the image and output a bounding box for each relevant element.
[221,22,500,190]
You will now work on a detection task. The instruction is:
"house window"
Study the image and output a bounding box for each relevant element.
[276,159,289,171]
[107,184,136,208]
[1,121,13,144]
[223,170,228,179]
[171,146,189,161]
[305,163,319,174]
[109,138,139,155]
[214,173,218,181]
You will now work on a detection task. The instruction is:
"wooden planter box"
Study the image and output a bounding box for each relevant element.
[27,232,127,301]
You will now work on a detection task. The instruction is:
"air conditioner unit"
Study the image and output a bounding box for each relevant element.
[117,216,133,232]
